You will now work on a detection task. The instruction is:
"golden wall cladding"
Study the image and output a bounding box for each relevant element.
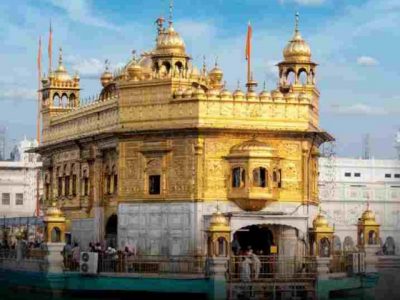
[43,103,118,144]
[118,133,311,203]
[118,137,197,200]
[119,96,313,131]
[202,135,305,202]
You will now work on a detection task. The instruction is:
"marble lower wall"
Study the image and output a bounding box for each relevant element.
[71,218,96,250]
[118,201,314,256]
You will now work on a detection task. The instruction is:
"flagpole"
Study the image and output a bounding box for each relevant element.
[48,20,52,74]
[36,36,42,217]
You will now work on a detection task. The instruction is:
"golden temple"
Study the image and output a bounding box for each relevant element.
[36,8,333,256]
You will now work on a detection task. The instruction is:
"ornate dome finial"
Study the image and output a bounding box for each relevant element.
[282,12,311,63]
[169,0,174,27]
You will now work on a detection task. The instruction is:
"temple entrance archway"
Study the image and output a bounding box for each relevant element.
[233,225,274,255]
[105,214,118,248]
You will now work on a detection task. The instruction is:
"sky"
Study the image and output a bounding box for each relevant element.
[0,0,399,159]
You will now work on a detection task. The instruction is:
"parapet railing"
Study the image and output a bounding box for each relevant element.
[65,253,207,275]
[227,255,317,283]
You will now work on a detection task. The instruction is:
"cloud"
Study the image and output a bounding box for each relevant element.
[64,55,124,80]
[329,103,387,116]
[279,0,326,5]
[357,56,379,66]
[0,86,36,101]
[47,0,118,30]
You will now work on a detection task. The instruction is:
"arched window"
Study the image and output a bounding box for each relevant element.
[51,227,61,243]
[319,237,331,257]
[253,167,267,187]
[298,69,308,85]
[82,169,89,196]
[64,164,70,197]
[343,236,355,252]
[368,230,376,245]
[61,94,68,108]
[53,93,60,107]
[217,237,227,257]
[232,167,245,188]
[286,69,296,85]
[333,235,341,253]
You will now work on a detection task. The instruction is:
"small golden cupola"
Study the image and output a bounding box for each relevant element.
[309,206,334,257]
[40,47,80,110]
[208,59,224,89]
[151,3,190,79]
[277,13,317,91]
[206,207,231,257]
[53,47,72,82]
[357,203,380,248]
[226,138,281,211]
[43,201,66,243]
[100,60,113,87]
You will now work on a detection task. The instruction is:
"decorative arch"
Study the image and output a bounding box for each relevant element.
[105,214,118,248]
[286,68,296,85]
[61,93,68,108]
[298,68,308,85]
[53,93,60,106]
[333,235,341,253]
[343,236,355,252]
[383,236,395,255]
[51,227,61,243]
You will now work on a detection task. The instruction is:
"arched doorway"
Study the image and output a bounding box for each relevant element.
[232,225,274,255]
[105,214,118,248]
[383,236,395,255]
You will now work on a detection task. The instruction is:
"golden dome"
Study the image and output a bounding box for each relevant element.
[127,60,142,80]
[220,88,232,98]
[208,210,230,232]
[100,70,113,87]
[233,88,245,100]
[359,204,379,226]
[246,91,258,101]
[283,13,311,63]
[54,47,72,81]
[313,213,329,228]
[361,210,376,221]
[207,88,219,98]
[209,63,223,83]
[155,25,186,55]
[45,202,64,218]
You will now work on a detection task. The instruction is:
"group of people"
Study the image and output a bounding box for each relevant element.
[239,248,262,282]
[62,241,137,271]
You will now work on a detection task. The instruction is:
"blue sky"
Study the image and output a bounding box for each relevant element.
[0,0,399,158]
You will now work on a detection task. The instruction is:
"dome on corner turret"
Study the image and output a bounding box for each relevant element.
[155,25,186,55]
[283,13,312,63]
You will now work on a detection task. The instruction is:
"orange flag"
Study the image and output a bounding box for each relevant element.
[245,21,252,61]
[37,36,42,78]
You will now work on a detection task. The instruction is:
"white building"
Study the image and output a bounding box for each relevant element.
[0,138,42,218]
[319,156,400,254]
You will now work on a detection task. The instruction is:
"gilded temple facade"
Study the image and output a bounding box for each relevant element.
[37,14,332,257]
